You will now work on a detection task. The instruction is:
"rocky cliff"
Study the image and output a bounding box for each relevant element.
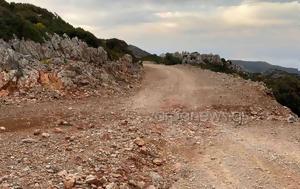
[0,34,142,100]
[180,52,243,72]
[165,52,243,73]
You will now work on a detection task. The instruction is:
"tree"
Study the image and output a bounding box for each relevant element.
[164,53,182,65]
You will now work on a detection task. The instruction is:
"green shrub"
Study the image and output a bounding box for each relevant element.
[141,54,163,64]
[251,72,300,116]
[164,53,182,65]
[34,22,46,31]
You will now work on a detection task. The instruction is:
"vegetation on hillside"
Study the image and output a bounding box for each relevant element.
[0,0,132,60]
[141,53,181,65]
[200,63,300,117]
[195,60,300,117]
[250,71,300,116]
[142,54,164,63]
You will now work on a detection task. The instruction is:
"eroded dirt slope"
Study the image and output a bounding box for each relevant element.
[0,63,299,189]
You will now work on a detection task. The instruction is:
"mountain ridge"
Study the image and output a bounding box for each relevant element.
[127,45,151,59]
[231,60,300,75]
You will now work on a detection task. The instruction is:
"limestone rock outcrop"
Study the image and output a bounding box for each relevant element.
[172,52,243,73]
[0,34,142,98]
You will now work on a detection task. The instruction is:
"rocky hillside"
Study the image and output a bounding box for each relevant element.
[0,0,142,60]
[0,33,142,101]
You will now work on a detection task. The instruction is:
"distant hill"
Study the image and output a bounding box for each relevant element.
[231,60,300,75]
[127,45,151,59]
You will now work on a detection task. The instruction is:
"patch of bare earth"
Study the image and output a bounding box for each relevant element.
[0,63,299,189]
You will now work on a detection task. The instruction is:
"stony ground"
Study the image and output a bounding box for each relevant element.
[0,63,299,189]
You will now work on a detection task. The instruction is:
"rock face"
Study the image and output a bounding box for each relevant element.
[181,52,222,65]
[172,52,243,73]
[0,34,142,98]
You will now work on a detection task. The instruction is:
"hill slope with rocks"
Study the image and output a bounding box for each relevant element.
[0,33,142,102]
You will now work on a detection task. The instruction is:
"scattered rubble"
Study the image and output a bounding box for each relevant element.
[0,59,299,189]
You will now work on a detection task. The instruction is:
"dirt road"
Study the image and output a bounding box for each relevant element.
[132,63,300,189]
[0,63,300,188]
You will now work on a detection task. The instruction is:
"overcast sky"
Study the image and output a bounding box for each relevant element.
[7,0,300,69]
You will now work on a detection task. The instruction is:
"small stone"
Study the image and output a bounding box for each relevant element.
[64,174,76,189]
[153,158,163,166]
[0,175,9,184]
[136,181,146,189]
[146,185,156,189]
[287,115,297,123]
[174,163,182,173]
[106,182,118,189]
[41,133,50,138]
[128,180,138,187]
[53,128,64,133]
[119,183,130,189]
[34,183,40,188]
[140,146,148,154]
[0,127,6,132]
[251,111,258,116]
[76,126,84,130]
[33,129,41,135]
[23,166,31,172]
[120,120,128,126]
[149,171,162,183]
[85,175,98,185]
[22,138,38,144]
[134,137,145,147]
[57,170,68,177]
[47,169,55,173]
[111,173,122,178]
[59,120,73,126]
[65,136,76,141]
[98,177,108,185]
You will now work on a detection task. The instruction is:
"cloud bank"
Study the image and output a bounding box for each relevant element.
[7,0,300,69]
